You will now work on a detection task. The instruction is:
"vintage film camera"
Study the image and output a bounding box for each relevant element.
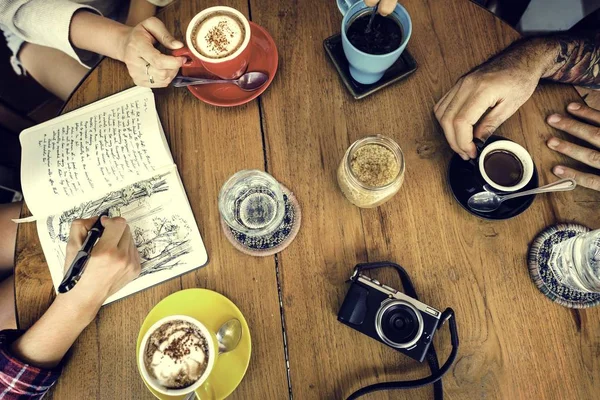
[338,264,445,363]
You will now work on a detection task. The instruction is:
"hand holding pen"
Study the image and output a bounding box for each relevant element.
[9,216,142,371]
[58,215,141,316]
[59,211,110,293]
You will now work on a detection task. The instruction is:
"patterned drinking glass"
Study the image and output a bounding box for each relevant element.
[547,229,600,293]
[218,170,286,237]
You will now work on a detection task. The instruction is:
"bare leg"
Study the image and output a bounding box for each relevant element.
[0,202,20,331]
[0,275,16,330]
[19,43,88,101]
[20,0,157,100]
[0,202,21,278]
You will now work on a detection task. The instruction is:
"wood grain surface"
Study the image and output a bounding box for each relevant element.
[14,0,600,399]
[14,1,289,399]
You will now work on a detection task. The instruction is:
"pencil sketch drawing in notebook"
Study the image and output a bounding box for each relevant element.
[19,87,208,304]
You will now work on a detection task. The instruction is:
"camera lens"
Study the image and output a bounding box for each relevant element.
[375,300,423,348]
[382,305,418,342]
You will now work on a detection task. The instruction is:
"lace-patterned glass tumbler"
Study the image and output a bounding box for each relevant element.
[218,170,286,237]
[547,229,600,293]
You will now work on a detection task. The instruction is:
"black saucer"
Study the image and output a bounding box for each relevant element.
[323,33,417,100]
[448,136,539,220]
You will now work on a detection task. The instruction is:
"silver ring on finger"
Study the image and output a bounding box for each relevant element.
[144,62,154,83]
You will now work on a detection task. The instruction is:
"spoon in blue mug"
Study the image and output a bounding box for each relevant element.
[364,3,379,34]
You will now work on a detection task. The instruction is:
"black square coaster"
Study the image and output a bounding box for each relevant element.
[323,33,417,100]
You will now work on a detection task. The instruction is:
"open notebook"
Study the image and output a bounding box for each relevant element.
[19,87,208,304]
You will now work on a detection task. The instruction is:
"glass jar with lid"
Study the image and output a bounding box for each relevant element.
[337,135,405,208]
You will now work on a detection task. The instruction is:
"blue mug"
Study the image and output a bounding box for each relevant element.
[339,1,412,84]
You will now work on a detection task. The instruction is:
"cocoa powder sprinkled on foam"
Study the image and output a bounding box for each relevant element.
[163,327,197,360]
[144,320,210,389]
[205,20,234,55]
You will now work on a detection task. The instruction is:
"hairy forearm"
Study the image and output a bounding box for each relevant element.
[479,33,600,89]
[10,295,98,369]
[70,11,131,62]
[540,32,600,89]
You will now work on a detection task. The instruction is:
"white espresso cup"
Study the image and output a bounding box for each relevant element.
[138,315,217,396]
[478,140,534,192]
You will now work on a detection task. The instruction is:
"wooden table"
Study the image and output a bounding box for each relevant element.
[14,1,600,399]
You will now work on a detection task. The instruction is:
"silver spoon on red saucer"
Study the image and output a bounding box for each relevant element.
[172,72,269,91]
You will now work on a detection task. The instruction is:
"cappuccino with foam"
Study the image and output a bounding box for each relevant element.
[191,11,246,59]
[143,319,210,389]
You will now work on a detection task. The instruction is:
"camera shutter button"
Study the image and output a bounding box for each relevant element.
[422,332,431,344]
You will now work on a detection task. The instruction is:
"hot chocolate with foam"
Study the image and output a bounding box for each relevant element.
[191,11,246,59]
[143,319,210,389]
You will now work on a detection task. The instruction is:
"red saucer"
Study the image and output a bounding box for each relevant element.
[181,22,278,107]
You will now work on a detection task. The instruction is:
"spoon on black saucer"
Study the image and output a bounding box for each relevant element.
[468,178,576,213]
[172,72,269,91]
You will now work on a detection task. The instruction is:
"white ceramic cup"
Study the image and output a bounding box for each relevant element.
[138,315,216,396]
[478,140,534,192]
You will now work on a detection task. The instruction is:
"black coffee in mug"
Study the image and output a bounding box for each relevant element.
[346,12,403,55]
[483,150,524,187]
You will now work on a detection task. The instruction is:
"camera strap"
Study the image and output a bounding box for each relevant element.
[345,262,459,400]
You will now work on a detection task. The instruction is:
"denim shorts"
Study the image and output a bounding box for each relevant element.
[1,25,26,75]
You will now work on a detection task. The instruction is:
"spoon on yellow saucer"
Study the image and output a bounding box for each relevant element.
[217,319,242,354]
[184,319,242,400]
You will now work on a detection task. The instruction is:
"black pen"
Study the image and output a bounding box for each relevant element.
[58,210,110,293]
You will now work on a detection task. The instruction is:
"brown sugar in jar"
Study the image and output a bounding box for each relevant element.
[337,135,405,208]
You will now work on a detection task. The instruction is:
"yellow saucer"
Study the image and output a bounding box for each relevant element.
[136,289,252,400]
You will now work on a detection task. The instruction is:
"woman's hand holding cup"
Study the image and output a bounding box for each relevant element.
[118,17,186,87]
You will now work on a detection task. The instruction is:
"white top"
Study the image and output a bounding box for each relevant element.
[0,0,174,67]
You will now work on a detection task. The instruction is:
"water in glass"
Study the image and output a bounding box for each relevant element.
[547,229,600,293]
[218,170,285,237]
